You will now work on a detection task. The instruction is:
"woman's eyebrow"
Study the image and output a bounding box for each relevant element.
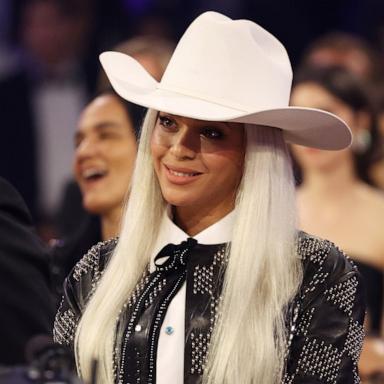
[94,121,121,131]
[73,122,121,141]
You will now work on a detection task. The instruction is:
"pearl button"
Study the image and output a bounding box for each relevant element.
[135,324,142,332]
[165,326,174,335]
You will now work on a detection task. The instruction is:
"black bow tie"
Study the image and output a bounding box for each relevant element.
[154,237,198,274]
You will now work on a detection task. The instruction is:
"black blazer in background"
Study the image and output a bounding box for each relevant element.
[0,71,38,218]
[0,177,55,366]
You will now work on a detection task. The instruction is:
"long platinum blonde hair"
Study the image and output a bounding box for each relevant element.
[75,109,302,384]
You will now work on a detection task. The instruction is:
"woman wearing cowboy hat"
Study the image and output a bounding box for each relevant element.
[54,12,365,384]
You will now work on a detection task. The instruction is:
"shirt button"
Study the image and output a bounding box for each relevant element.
[135,324,142,332]
[165,326,174,335]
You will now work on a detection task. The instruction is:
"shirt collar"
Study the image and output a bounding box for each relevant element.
[150,207,235,264]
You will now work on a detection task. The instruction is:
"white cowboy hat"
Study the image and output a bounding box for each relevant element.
[100,11,351,150]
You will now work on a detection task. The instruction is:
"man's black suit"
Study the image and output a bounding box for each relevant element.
[0,71,38,218]
[0,177,55,365]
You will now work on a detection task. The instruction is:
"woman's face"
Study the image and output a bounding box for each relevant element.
[290,82,358,172]
[74,94,137,215]
[151,113,245,215]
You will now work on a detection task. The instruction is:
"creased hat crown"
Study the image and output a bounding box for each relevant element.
[160,11,292,112]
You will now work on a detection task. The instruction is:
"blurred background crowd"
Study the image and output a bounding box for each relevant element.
[0,0,384,382]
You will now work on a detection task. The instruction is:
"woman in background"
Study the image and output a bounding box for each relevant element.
[290,65,384,380]
[53,90,144,290]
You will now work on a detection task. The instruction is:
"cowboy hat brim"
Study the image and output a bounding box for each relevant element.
[100,51,352,150]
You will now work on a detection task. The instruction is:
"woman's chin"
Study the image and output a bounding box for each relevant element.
[161,192,200,210]
[82,197,113,216]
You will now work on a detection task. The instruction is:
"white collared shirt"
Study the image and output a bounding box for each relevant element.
[152,209,235,383]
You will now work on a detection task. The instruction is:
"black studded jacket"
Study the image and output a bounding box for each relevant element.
[53,232,365,383]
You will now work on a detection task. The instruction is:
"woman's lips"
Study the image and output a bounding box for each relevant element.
[81,169,109,190]
[163,164,202,185]
[82,168,107,179]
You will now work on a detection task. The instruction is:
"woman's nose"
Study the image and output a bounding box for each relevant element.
[75,137,98,161]
[169,129,199,159]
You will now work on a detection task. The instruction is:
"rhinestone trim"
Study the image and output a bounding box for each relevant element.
[325,276,358,316]
[296,337,342,383]
[72,238,117,282]
[343,318,365,363]
[53,304,77,346]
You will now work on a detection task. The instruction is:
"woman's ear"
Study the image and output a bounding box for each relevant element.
[355,110,370,131]
[351,110,371,153]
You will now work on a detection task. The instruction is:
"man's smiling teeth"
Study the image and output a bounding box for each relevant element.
[169,169,198,177]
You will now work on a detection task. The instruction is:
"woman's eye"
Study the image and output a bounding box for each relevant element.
[201,127,224,139]
[99,132,112,140]
[158,115,176,129]
[74,138,82,149]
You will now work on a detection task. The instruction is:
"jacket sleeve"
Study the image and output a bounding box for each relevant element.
[284,237,366,384]
[53,239,117,349]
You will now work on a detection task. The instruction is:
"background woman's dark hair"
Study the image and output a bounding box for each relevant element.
[90,87,146,140]
[292,65,383,186]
